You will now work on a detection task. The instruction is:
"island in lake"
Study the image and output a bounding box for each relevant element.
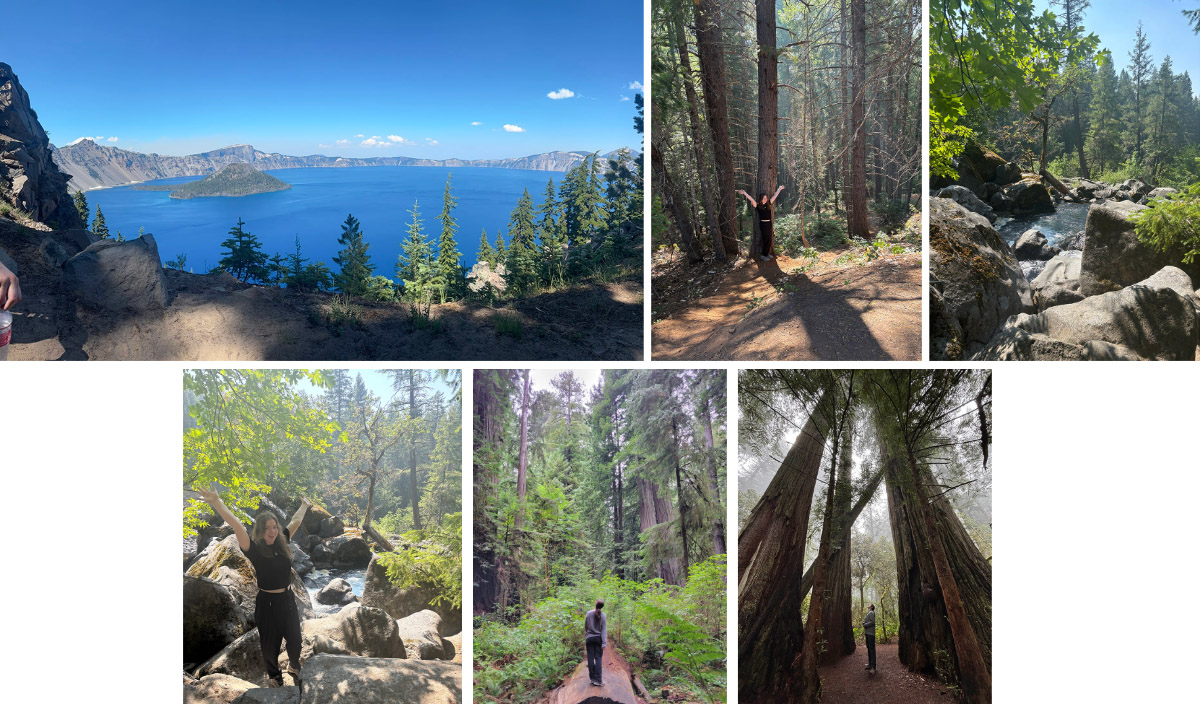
[134,163,291,199]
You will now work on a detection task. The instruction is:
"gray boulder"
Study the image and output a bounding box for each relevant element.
[291,544,313,577]
[310,541,335,566]
[395,610,449,660]
[299,655,461,704]
[994,178,1055,216]
[1142,187,1178,203]
[1059,230,1086,251]
[326,535,372,569]
[316,577,358,606]
[318,515,345,538]
[185,576,249,667]
[467,260,508,294]
[231,688,300,704]
[1013,229,1061,261]
[184,674,257,704]
[993,162,1022,186]
[361,554,462,634]
[1073,179,1104,199]
[977,266,1197,361]
[185,535,315,627]
[61,234,167,311]
[1030,252,1084,311]
[1119,178,1153,201]
[928,197,1034,360]
[1076,200,1196,296]
[934,185,997,223]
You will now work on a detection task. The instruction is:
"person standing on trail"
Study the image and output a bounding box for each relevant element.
[863,603,877,674]
[585,599,608,687]
[197,488,311,688]
[737,186,784,261]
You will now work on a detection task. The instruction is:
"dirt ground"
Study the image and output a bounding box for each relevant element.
[651,248,921,361]
[818,643,955,704]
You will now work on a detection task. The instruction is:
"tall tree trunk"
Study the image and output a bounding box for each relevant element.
[472,373,499,614]
[672,416,691,582]
[797,462,886,600]
[702,394,726,554]
[694,0,740,257]
[408,372,422,531]
[673,11,722,261]
[364,470,377,530]
[1072,91,1090,177]
[752,0,778,259]
[638,476,683,585]
[737,387,834,702]
[652,141,703,263]
[516,370,531,516]
[848,0,870,237]
[820,420,856,663]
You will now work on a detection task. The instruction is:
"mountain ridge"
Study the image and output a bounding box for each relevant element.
[52,139,626,192]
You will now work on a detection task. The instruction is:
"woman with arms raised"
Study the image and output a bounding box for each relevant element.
[198,489,311,687]
[737,185,785,261]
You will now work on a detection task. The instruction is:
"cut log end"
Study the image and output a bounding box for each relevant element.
[546,648,642,704]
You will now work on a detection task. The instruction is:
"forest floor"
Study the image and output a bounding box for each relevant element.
[819,644,953,703]
[650,247,921,361]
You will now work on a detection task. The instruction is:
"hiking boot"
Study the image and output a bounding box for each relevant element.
[287,667,302,687]
[267,676,285,688]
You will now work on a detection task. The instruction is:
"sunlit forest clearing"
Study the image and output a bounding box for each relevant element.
[930,0,1200,360]
[474,370,727,703]
[182,369,463,703]
[651,0,922,361]
[739,370,992,704]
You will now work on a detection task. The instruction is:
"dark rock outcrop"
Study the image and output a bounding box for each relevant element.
[992,177,1054,216]
[0,63,83,229]
[1077,200,1200,296]
[185,576,250,666]
[62,234,168,312]
[929,197,1034,360]
[934,185,996,223]
[361,554,462,635]
[299,654,461,704]
[1013,229,1061,261]
[326,534,372,569]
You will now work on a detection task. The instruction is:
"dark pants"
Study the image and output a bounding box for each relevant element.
[866,633,876,670]
[586,636,604,683]
[760,219,775,256]
[256,589,302,680]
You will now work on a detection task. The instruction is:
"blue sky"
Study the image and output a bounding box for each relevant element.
[5,0,643,158]
[296,370,459,410]
[1034,0,1200,96]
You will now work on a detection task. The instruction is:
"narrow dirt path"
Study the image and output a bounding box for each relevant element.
[651,252,921,361]
[819,643,953,704]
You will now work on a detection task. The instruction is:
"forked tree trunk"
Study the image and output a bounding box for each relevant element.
[738,388,834,702]
[694,0,740,257]
[673,12,722,261]
[797,461,886,600]
[820,421,856,663]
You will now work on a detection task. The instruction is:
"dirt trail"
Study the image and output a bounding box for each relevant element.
[819,643,953,704]
[652,252,921,361]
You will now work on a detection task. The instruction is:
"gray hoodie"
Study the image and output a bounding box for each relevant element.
[585,609,607,647]
[862,609,875,638]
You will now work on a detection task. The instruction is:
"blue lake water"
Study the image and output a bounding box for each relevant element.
[86,166,563,274]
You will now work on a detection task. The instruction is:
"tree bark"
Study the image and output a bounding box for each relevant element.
[671,415,691,582]
[702,393,726,554]
[797,462,886,600]
[638,476,683,585]
[737,387,834,702]
[652,140,703,263]
[820,419,856,663]
[848,0,870,237]
[516,370,531,515]
[408,371,422,531]
[693,0,740,257]
[673,11,722,262]
[752,0,778,259]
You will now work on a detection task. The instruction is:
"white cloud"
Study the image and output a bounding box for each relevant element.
[619,96,630,102]
[336,139,349,145]
[470,121,482,126]
[387,135,404,142]
[106,136,119,142]
[424,138,439,146]
[355,133,365,138]
[547,88,575,100]
[503,124,525,133]
[628,81,643,91]
[361,136,392,147]
[318,143,330,148]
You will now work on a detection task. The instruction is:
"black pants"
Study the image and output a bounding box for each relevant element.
[760,219,775,256]
[256,589,302,680]
[866,633,876,670]
[586,636,604,683]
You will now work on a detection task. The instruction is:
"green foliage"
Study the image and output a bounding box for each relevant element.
[638,601,725,704]
[166,253,189,272]
[435,174,466,299]
[376,512,463,610]
[398,200,439,301]
[363,275,399,302]
[72,190,89,227]
[1132,183,1200,264]
[494,311,522,338]
[477,228,496,268]
[91,205,109,239]
[217,218,269,282]
[333,213,375,296]
[157,164,291,199]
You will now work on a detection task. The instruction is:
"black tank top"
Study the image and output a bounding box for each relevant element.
[244,527,293,591]
[755,202,772,221]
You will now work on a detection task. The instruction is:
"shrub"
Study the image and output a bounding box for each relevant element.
[1132,182,1200,264]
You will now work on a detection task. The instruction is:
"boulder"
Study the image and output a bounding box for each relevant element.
[1059,230,1086,251]
[959,141,1007,183]
[38,237,68,267]
[299,503,335,536]
[318,515,345,538]
[977,266,1198,361]
[928,197,1034,360]
[61,234,168,312]
[362,554,462,634]
[291,544,313,577]
[316,578,358,606]
[1119,178,1153,201]
[934,185,996,223]
[1030,251,1084,311]
[445,632,462,663]
[310,541,335,566]
[1142,187,1178,203]
[184,674,257,704]
[1078,200,1171,296]
[0,247,16,275]
[326,534,372,569]
[395,610,449,660]
[1013,229,1061,261]
[185,535,315,627]
[994,177,1055,216]
[231,688,300,704]
[184,576,249,666]
[993,161,1022,186]
[1073,179,1104,199]
[467,260,508,294]
[299,654,461,704]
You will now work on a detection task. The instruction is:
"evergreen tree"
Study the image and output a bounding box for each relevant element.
[604,148,638,226]
[537,178,565,285]
[505,190,539,293]
[397,200,435,301]
[558,162,588,246]
[268,252,287,287]
[435,174,465,301]
[581,153,607,236]
[493,229,507,264]
[91,205,110,239]
[1086,51,1123,174]
[1145,55,1181,182]
[286,236,308,287]
[478,228,495,268]
[1127,22,1154,159]
[72,191,89,229]
[333,214,374,297]
[217,218,269,282]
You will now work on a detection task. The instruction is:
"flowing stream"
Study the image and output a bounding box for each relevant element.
[994,202,1090,248]
[304,567,368,615]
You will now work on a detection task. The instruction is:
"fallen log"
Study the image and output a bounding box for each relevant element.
[1039,169,1071,196]
[547,647,640,704]
[363,524,395,552]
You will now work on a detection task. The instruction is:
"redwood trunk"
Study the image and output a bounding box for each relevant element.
[638,476,683,586]
[820,421,856,663]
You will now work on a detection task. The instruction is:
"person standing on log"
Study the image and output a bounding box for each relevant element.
[197,488,311,688]
[863,603,876,674]
[584,599,608,686]
[738,186,784,261]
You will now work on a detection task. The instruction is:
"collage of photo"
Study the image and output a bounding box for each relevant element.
[1,1,1197,703]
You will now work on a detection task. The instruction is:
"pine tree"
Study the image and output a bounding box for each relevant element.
[1128,22,1154,160]
[581,153,607,237]
[217,217,269,282]
[604,148,637,226]
[478,228,496,268]
[537,178,565,285]
[505,190,539,293]
[397,199,434,301]
[435,174,465,301]
[72,191,89,228]
[267,253,287,287]
[91,205,110,239]
[333,213,374,296]
[1086,51,1123,174]
[493,229,507,264]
